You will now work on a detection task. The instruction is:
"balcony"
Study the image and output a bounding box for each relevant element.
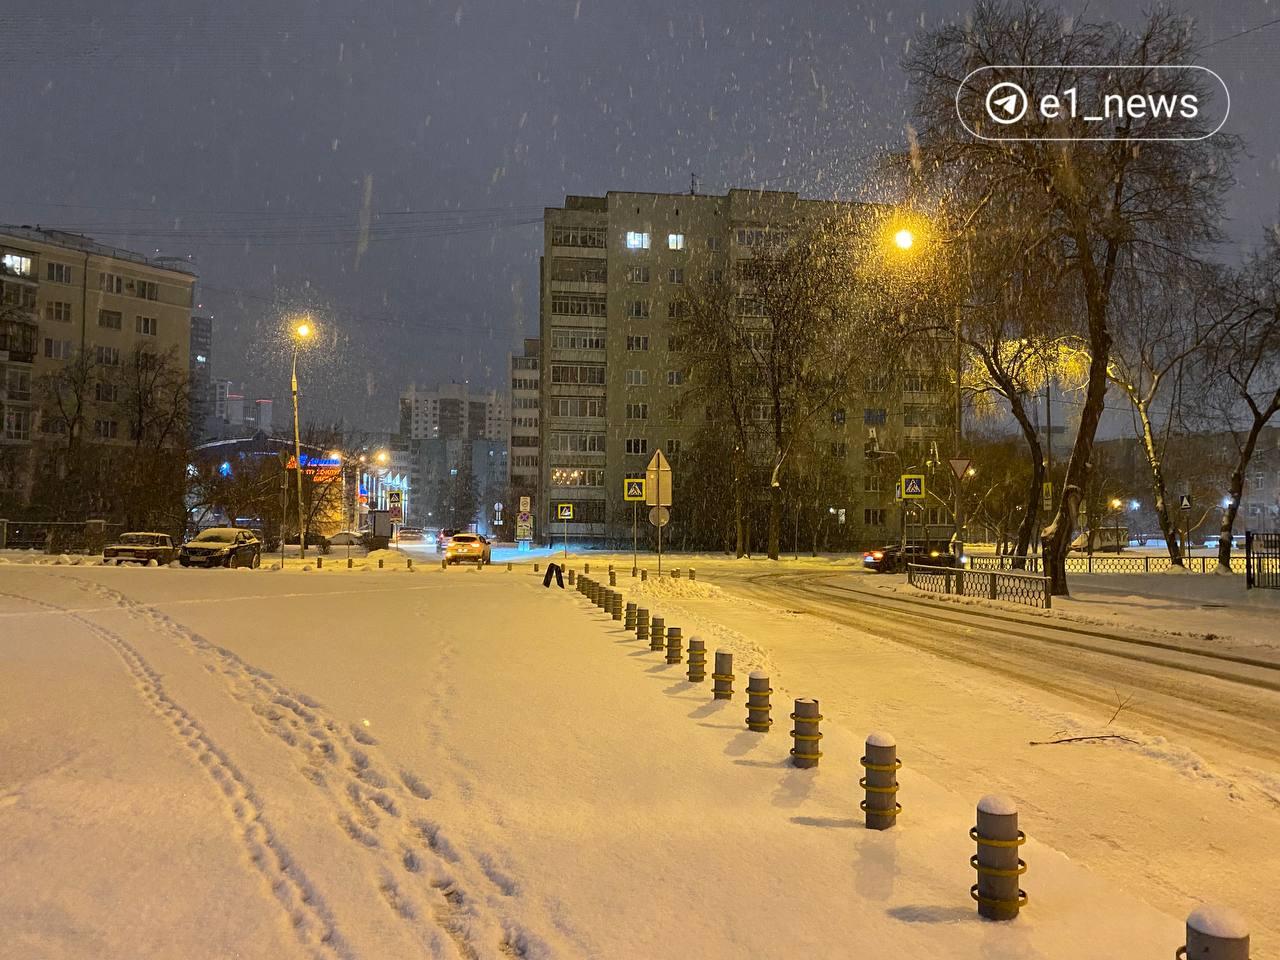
[0,317,38,363]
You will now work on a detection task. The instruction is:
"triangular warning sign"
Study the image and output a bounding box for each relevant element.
[949,458,972,481]
[627,481,642,497]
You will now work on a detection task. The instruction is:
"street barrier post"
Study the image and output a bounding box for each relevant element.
[687,637,706,682]
[971,795,1027,921]
[790,699,822,768]
[860,733,900,830]
[712,650,734,700]
[746,673,772,732]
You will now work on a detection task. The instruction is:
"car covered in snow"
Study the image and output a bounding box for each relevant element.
[862,543,955,574]
[103,532,177,566]
[328,530,364,546]
[444,532,491,565]
[397,526,425,542]
[179,527,262,568]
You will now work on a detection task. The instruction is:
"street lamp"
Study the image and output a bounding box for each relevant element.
[893,228,915,251]
[290,317,314,559]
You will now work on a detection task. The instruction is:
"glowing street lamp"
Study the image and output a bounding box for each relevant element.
[289,316,315,559]
[893,228,916,251]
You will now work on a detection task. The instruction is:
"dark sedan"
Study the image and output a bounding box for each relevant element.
[179,528,262,568]
[104,532,176,566]
[862,544,955,574]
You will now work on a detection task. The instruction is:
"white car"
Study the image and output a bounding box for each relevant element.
[328,531,364,546]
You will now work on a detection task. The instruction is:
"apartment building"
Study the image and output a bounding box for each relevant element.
[190,314,213,436]
[508,338,540,520]
[538,189,947,545]
[0,226,196,504]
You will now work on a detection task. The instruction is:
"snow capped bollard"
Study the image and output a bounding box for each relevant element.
[625,602,637,631]
[598,584,609,611]
[690,569,696,581]
[631,566,638,578]
[441,557,447,570]
[789,699,822,768]
[378,558,384,569]
[347,558,353,569]
[746,672,772,732]
[860,732,901,830]
[971,794,1027,921]
[611,591,623,621]
[686,637,706,682]
[671,568,680,579]
[1180,905,1250,960]
[407,558,413,570]
[568,568,576,586]
[533,562,539,573]
[507,562,512,571]
[636,608,650,642]
[584,562,590,575]
[712,650,734,700]
[317,557,323,569]
[641,569,648,582]
[650,616,666,652]
[665,626,683,664]
[609,569,617,587]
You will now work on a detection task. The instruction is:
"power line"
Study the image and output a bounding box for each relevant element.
[1202,14,1280,50]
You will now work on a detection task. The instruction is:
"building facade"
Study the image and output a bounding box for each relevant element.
[537,189,946,546]
[0,226,196,507]
[508,337,540,525]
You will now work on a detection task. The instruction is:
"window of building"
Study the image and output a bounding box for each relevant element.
[549,257,607,283]
[667,233,685,250]
[136,315,158,336]
[668,267,684,284]
[832,408,846,425]
[666,439,681,457]
[95,381,119,403]
[6,368,30,401]
[550,432,606,453]
[553,397,607,418]
[551,327,605,350]
[98,309,122,330]
[46,262,74,284]
[551,293,607,317]
[626,335,649,351]
[625,231,651,250]
[551,225,606,248]
[737,298,768,318]
[93,418,119,439]
[40,412,68,435]
[626,265,651,283]
[625,369,650,387]
[863,408,887,426]
[667,300,687,319]
[549,467,605,487]
[101,273,124,294]
[864,508,887,526]
[667,336,684,352]
[626,402,649,420]
[3,407,31,441]
[706,236,722,251]
[750,402,770,422]
[46,301,73,323]
[44,338,73,359]
[902,373,936,393]
[549,363,605,385]
[626,300,651,319]
[95,345,120,366]
[1,253,33,277]
[746,331,771,351]
[830,442,848,458]
[135,280,159,301]
[666,370,683,386]
[708,268,725,283]
[864,373,890,392]
[735,227,788,248]
[903,405,943,428]
[864,473,882,492]
[625,437,648,455]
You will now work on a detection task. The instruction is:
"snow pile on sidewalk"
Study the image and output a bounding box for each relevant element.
[625,573,723,600]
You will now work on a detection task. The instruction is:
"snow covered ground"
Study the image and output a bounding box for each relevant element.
[0,560,1269,957]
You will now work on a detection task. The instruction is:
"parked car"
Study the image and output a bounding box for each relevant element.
[179,527,262,568]
[444,532,491,565]
[397,526,425,542]
[328,530,364,546]
[103,532,177,566]
[1069,526,1128,553]
[862,544,955,574]
[248,527,280,552]
[435,528,460,552]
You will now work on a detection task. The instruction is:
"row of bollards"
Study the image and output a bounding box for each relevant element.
[559,565,1254,948]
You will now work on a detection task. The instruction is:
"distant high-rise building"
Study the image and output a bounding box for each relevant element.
[189,314,213,437]
[508,338,540,519]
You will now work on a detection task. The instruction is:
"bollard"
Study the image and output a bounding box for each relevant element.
[609,569,617,587]
[641,569,648,582]
[636,608,650,642]
[971,795,1027,921]
[745,672,772,732]
[625,602,637,630]
[790,699,822,768]
[378,558,384,569]
[1179,906,1250,960]
[317,557,323,569]
[608,564,614,575]
[650,616,666,652]
[665,626,683,664]
[687,637,706,682]
[860,732,901,830]
[568,568,576,586]
[441,558,448,570]
[534,562,539,573]
[690,569,696,581]
[347,558,353,569]
[611,592,623,621]
[712,650,734,700]
[671,568,680,579]
[598,584,609,611]
[407,558,413,570]
[631,567,638,578]
[507,562,512,571]
[584,563,590,574]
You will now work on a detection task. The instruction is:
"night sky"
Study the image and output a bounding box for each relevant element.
[3,0,1277,432]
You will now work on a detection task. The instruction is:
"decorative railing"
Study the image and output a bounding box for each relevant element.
[907,563,1052,610]
[967,553,1247,575]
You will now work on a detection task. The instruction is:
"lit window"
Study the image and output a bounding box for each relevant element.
[1,253,32,277]
[667,233,685,251]
[625,231,651,250]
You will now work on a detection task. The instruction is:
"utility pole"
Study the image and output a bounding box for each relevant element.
[953,305,965,563]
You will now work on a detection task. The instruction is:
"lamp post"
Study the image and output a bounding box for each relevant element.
[290,318,313,559]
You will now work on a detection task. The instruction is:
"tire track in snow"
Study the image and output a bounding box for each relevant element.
[58,575,544,960]
[0,590,348,960]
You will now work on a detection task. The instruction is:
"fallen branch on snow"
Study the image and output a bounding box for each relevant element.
[1028,734,1139,746]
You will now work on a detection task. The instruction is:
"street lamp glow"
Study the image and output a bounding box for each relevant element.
[893,228,915,251]
[1110,498,1123,510]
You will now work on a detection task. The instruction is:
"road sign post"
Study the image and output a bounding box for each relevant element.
[557,503,574,558]
[624,478,646,575]
[645,452,673,573]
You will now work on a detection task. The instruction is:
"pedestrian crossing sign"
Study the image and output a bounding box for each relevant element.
[623,478,646,502]
[900,474,925,500]
[557,503,574,520]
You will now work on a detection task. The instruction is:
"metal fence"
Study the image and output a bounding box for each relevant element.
[1245,531,1280,590]
[907,563,1052,610]
[968,553,1247,575]
[0,520,125,554]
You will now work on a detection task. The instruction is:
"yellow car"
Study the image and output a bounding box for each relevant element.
[444,533,491,565]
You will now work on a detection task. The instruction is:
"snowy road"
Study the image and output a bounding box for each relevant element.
[0,561,1271,957]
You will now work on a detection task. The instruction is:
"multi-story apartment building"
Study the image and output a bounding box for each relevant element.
[0,226,196,505]
[189,314,213,436]
[537,189,947,546]
[508,338,540,519]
